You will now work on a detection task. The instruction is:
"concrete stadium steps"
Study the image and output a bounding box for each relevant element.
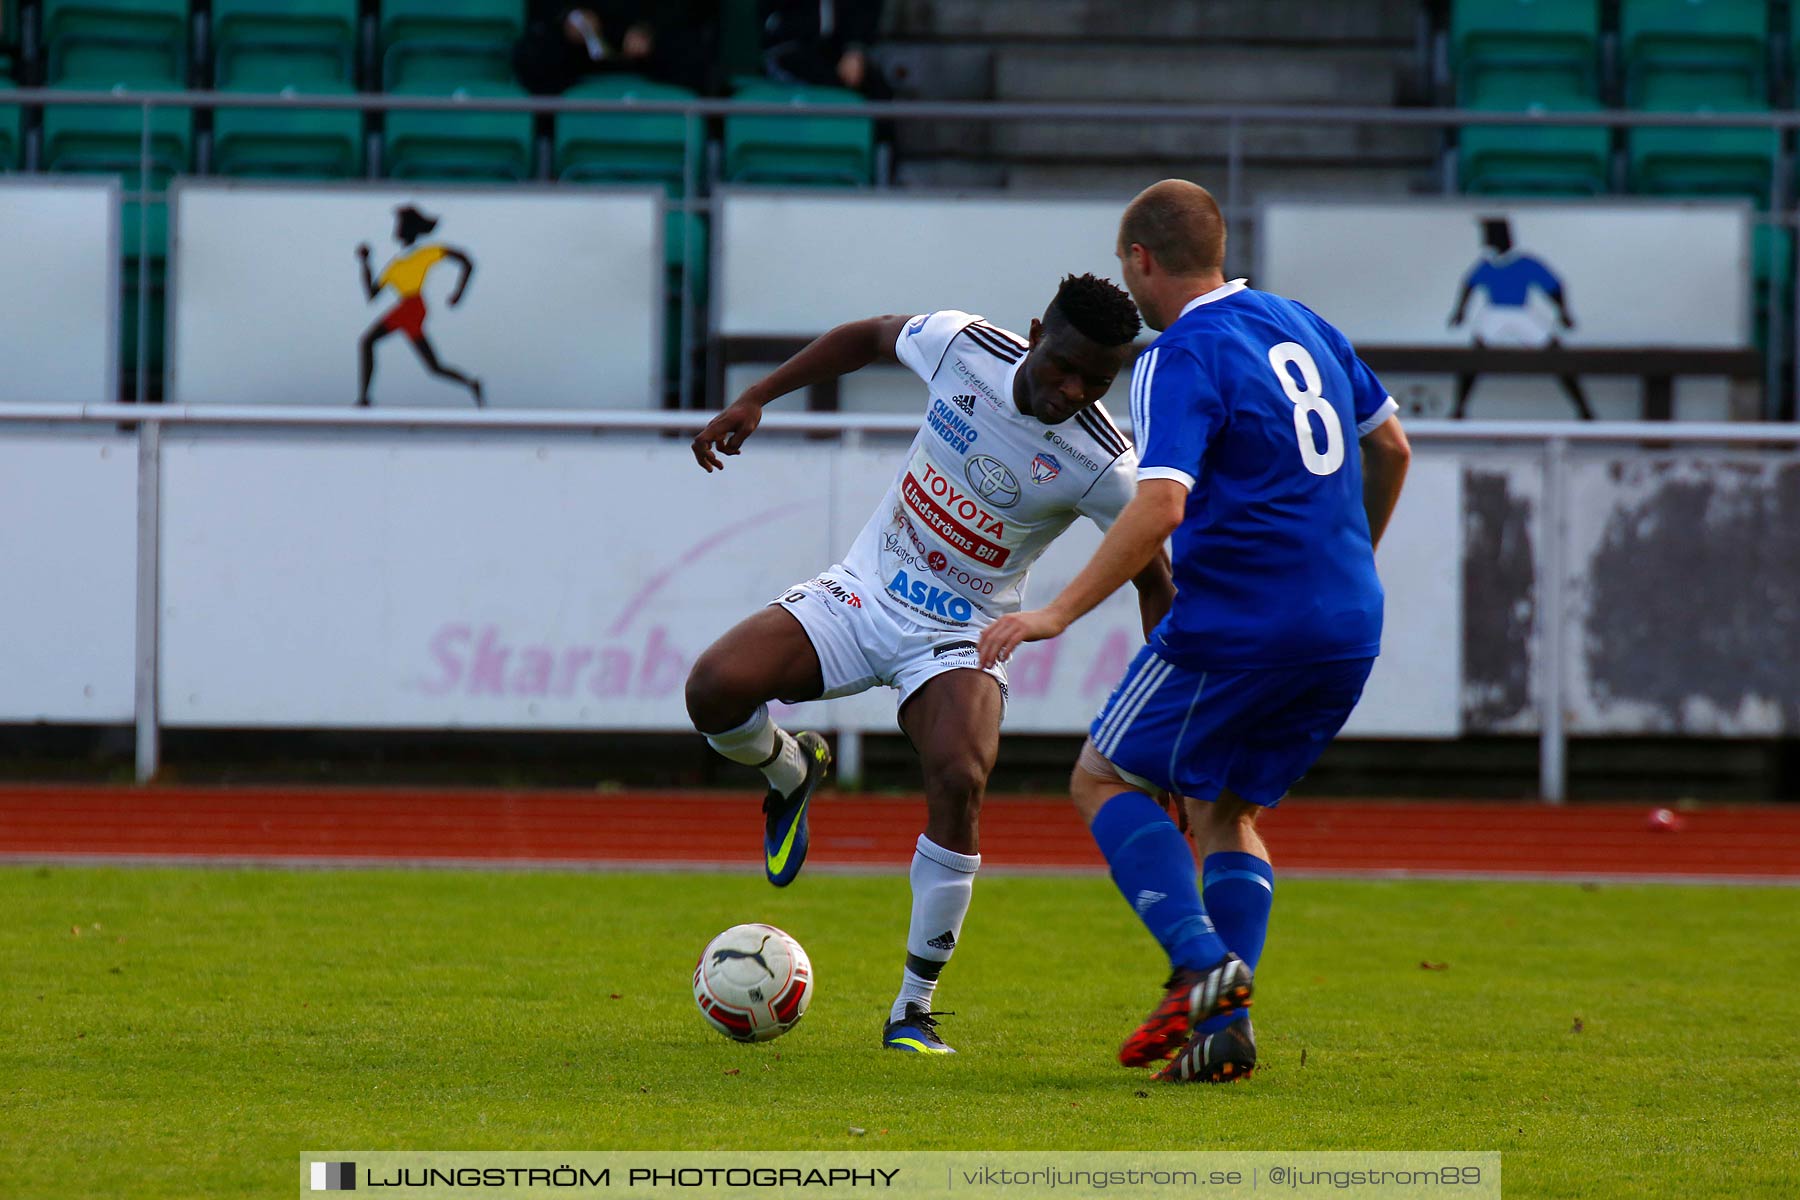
[993,44,1417,108]
[878,42,994,101]
[876,2,1433,203]
[898,118,1437,169]
[889,0,1420,45]
[992,162,1433,205]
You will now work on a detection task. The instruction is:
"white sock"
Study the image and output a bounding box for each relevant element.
[890,834,980,1023]
[704,703,807,796]
[892,966,939,1020]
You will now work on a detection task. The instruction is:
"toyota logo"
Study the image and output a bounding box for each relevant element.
[964,455,1020,508]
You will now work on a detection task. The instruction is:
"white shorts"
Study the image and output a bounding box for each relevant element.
[1470,306,1554,348]
[770,563,1008,719]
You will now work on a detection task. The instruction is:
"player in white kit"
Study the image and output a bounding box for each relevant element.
[686,275,1172,1053]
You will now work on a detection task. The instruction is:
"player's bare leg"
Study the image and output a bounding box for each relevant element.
[881,669,1002,1052]
[1188,790,1269,863]
[686,607,831,887]
[1073,744,1255,1082]
[1184,789,1274,975]
[686,606,825,735]
[1070,748,1141,821]
[900,668,1002,855]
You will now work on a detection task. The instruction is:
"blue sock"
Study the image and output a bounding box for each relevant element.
[1197,851,1275,1033]
[1089,792,1227,973]
[1202,851,1274,969]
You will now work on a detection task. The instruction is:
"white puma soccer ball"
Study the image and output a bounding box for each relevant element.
[693,923,813,1042]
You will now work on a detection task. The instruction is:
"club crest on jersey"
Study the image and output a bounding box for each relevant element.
[887,570,976,623]
[963,455,1020,508]
[1031,452,1062,484]
[905,314,928,338]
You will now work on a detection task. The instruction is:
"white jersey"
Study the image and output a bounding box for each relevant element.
[839,309,1138,629]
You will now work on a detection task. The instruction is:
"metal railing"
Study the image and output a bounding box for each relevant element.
[5,404,1800,799]
[8,87,1799,413]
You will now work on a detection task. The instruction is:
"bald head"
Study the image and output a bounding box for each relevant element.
[1118,180,1226,276]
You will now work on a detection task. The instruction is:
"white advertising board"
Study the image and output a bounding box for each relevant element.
[0,179,118,404]
[0,431,138,720]
[718,192,1133,338]
[1258,199,1750,349]
[170,182,663,409]
[159,433,1461,738]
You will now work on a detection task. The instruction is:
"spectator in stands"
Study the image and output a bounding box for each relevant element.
[760,0,891,99]
[516,1,720,96]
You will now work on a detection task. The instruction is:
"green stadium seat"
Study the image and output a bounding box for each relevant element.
[43,0,188,86]
[1628,123,1777,203]
[1753,225,1792,352]
[42,78,189,378]
[122,198,168,392]
[661,210,707,277]
[1631,69,1766,115]
[380,0,520,89]
[1460,65,1597,112]
[211,1,362,179]
[552,74,707,391]
[213,0,358,90]
[555,75,700,189]
[1627,81,1777,205]
[42,80,194,186]
[1451,0,1600,107]
[723,80,873,186]
[1459,75,1609,195]
[1459,121,1610,196]
[384,81,532,182]
[120,195,167,267]
[214,84,364,178]
[0,80,21,169]
[118,195,169,395]
[1621,0,1766,108]
[556,76,705,273]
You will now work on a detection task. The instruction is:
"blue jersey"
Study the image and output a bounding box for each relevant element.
[1463,253,1562,308]
[1130,280,1397,670]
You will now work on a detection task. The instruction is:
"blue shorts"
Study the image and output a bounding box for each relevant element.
[1088,647,1375,808]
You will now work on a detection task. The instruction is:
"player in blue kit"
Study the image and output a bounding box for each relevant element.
[979,180,1412,1084]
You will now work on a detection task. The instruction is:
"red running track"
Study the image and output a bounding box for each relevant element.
[1,784,1797,882]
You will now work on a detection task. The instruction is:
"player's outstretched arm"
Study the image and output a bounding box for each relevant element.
[690,314,911,472]
[1361,415,1411,549]
[978,480,1188,666]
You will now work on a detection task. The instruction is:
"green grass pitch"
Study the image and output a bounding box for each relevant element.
[3,866,1796,1198]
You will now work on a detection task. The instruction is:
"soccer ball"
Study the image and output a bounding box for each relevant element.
[693,923,812,1042]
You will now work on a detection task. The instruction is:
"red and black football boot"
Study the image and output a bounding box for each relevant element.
[1153,1013,1258,1084]
[1118,954,1253,1067]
